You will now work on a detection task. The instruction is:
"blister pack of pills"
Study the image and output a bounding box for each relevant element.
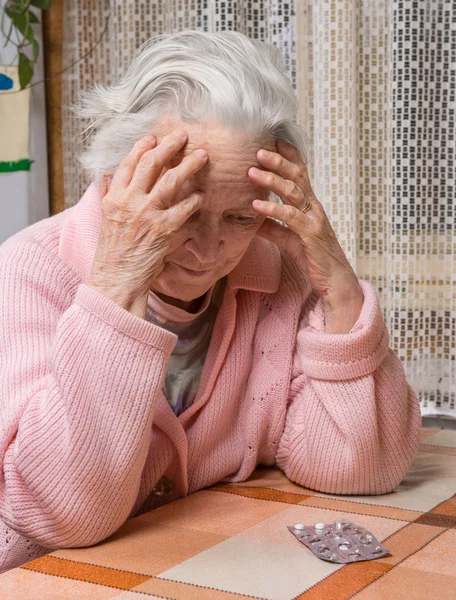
[288,519,390,564]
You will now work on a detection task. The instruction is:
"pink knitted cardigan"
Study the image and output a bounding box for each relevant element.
[0,183,421,573]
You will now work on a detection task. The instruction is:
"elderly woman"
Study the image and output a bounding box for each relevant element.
[0,31,420,573]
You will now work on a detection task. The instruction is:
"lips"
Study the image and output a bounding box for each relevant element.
[173,263,212,275]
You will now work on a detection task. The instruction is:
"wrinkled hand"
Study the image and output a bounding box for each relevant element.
[249,142,363,333]
[88,131,208,318]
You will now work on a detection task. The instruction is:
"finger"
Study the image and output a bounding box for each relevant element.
[129,130,190,193]
[248,167,305,208]
[256,148,312,198]
[110,135,157,191]
[252,198,306,232]
[256,148,301,183]
[151,149,208,208]
[256,217,295,249]
[256,218,306,265]
[276,140,303,166]
[164,191,204,232]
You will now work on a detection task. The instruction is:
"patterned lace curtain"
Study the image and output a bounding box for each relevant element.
[61,0,456,418]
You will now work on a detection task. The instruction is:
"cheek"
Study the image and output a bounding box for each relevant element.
[223,228,258,261]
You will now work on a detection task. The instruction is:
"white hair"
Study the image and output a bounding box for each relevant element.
[74,30,310,180]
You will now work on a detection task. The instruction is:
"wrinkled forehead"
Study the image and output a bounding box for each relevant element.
[154,116,276,185]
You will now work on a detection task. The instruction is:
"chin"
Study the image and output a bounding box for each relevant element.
[152,274,215,302]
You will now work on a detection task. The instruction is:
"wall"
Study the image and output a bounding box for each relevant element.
[0,0,49,245]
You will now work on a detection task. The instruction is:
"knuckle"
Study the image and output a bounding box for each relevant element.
[133,138,150,153]
[311,216,325,237]
[264,172,276,187]
[119,157,135,171]
[136,155,147,170]
[102,193,125,210]
[272,153,283,170]
[101,195,121,214]
[163,137,180,151]
[163,169,179,189]
[285,179,298,197]
[294,165,304,180]
[284,204,296,220]
[298,162,308,176]
[139,151,158,170]
[147,153,159,169]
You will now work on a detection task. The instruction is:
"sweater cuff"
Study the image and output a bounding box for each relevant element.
[74,284,177,353]
[296,280,389,380]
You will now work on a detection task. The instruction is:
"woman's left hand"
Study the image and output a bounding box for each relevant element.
[249,141,364,334]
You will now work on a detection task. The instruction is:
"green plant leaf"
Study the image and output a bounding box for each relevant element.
[30,0,52,9]
[32,38,39,59]
[15,0,29,10]
[5,7,35,42]
[29,11,40,24]
[18,52,34,88]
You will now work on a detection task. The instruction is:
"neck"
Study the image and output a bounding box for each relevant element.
[154,292,206,313]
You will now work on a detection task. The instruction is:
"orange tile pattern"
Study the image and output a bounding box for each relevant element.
[1,428,455,599]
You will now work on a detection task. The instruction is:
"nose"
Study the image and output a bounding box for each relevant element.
[183,220,223,265]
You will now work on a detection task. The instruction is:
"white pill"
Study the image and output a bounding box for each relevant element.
[294,523,305,531]
[314,522,326,530]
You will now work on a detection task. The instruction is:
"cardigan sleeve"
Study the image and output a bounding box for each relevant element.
[0,240,176,549]
[276,280,422,495]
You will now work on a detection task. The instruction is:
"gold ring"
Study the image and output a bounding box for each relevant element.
[300,202,312,214]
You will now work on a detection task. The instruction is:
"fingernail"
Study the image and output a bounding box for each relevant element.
[177,130,187,139]
[195,149,207,158]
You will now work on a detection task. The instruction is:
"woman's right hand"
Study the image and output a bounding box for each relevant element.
[87,130,208,318]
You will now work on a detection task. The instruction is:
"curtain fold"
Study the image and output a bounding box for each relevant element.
[61,0,456,417]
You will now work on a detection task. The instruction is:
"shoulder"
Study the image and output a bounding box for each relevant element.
[1,206,67,252]
[0,209,79,298]
[1,207,69,263]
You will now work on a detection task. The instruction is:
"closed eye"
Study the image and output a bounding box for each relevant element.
[228,215,257,223]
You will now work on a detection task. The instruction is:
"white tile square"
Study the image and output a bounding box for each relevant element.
[157,537,341,600]
[317,452,456,512]
[421,430,456,448]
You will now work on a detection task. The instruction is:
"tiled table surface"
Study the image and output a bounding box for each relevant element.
[1,428,455,600]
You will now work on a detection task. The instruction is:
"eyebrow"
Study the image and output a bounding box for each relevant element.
[238,203,262,211]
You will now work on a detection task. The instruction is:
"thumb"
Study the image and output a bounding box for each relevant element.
[256,218,294,250]
[257,218,305,266]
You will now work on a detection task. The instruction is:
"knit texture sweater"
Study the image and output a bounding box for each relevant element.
[0,183,421,573]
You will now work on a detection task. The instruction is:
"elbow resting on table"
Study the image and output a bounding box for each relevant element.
[281,453,416,497]
[2,491,130,551]
[13,515,123,552]
[277,415,421,496]
[278,358,422,496]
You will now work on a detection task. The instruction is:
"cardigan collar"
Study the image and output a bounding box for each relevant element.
[59,182,281,295]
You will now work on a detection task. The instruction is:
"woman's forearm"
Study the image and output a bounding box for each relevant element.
[1,281,175,549]
[322,282,364,334]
